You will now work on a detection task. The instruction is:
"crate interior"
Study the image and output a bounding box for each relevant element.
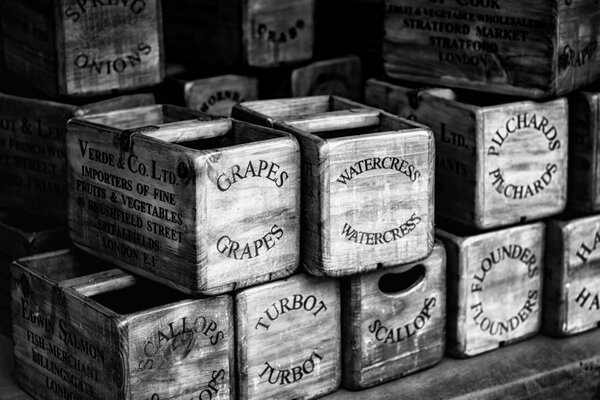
[82,105,203,129]
[431,89,522,108]
[0,212,62,233]
[242,95,363,120]
[303,111,417,139]
[177,120,283,150]
[22,249,105,283]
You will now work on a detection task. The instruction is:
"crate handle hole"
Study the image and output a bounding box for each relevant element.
[378,264,425,295]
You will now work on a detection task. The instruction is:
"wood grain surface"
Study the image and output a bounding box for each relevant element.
[11,249,234,400]
[68,108,300,295]
[342,241,446,389]
[437,222,544,358]
[545,214,600,337]
[412,90,567,229]
[236,273,341,400]
[291,56,363,101]
[0,93,155,220]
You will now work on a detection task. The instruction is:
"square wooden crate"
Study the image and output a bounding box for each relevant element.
[0,0,164,97]
[11,249,234,400]
[67,105,300,295]
[342,241,446,389]
[412,90,567,229]
[384,0,600,98]
[544,214,600,336]
[234,96,434,277]
[0,93,155,220]
[437,222,544,357]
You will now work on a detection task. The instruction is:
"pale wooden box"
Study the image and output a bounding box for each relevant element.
[11,249,234,400]
[437,222,544,357]
[544,214,600,337]
[165,74,258,117]
[384,0,600,98]
[568,90,600,212]
[412,90,568,229]
[0,93,155,220]
[163,0,314,68]
[365,78,454,121]
[67,105,300,295]
[0,0,164,97]
[342,241,446,389]
[233,96,434,277]
[236,273,341,400]
[0,211,67,337]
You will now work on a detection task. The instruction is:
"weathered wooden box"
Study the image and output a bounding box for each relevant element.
[164,74,258,117]
[11,248,234,400]
[0,93,155,220]
[365,78,454,121]
[236,273,340,400]
[544,214,600,337]
[67,105,300,295]
[342,241,446,389]
[437,222,544,358]
[233,96,434,277]
[163,0,314,68]
[568,89,600,212]
[384,0,600,98]
[0,0,164,97]
[412,90,567,229]
[0,211,68,337]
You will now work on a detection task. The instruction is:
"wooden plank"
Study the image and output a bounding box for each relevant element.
[291,56,363,101]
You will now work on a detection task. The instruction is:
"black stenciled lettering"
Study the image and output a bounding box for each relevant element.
[217,159,289,191]
[336,156,421,184]
[255,294,328,331]
[259,351,323,385]
[200,91,243,113]
[575,287,600,311]
[341,213,422,245]
[217,224,284,260]
[64,0,148,23]
[369,297,437,344]
[257,19,305,44]
[74,43,152,75]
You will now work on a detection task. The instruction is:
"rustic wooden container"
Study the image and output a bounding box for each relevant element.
[365,78,454,121]
[384,0,600,98]
[437,222,544,358]
[544,214,600,337]
[0,0,164,97]
[568,90,600,212]
[236,273,341,400]
[0,211,68,337]
[163,0,313,69]
[67,105,300,295]
[11,248,234,400]
[0,93,155,220]
[342,241,446,389]
[164,74,258,117]
[411,89,568,230]
[233,96,434,277]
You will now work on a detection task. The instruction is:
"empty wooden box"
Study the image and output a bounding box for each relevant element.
[233,96,434,277]
[67,105,300,295]
[365,78,454,121]
[165,74,258,117]
[568,89,600,212]
[11,249,234,400]
[236,273,341,400]
[412,90,567,229]
[544,214,600,337]
[0,93,155,220]
[163,0,314,68]
[384,0,600,98]
[342,241,446,389]
[0,211,68,337]
[0,0,164,97]
[437,222,544,358]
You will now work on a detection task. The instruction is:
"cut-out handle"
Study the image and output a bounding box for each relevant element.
[378,264,426,295]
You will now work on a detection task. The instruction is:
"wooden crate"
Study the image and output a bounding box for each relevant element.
[0,0,164,97]
[0,93,155,220]
[67,106,300,295]
[233,96,434,277]
[411,89,567,229]
[365,78,454,121]
[164,74,258,117]
[384,0,600,98]
[342,241,446,389]
[11,248,234,400]
[568,90,600,212]
[163,0,314,69]
[437,222,544,358]
[0,211,68,337]
[544,214,600,337]
[236,273,341,400]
